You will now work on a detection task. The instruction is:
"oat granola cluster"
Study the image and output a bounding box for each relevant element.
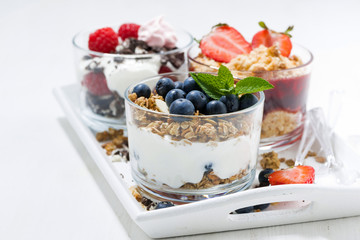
[129,93,252,143]
[96,128,129,160]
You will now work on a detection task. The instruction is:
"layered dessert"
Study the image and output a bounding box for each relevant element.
[73,16,193,125]
[189,22,312,142]
[125,67,272,201]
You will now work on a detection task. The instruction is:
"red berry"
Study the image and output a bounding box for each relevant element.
[88,27,118,53]
[118,23,141,41]
[158,65,172,74]
[200,24,252,63]
[82,72,112,96]
[268,165,315,185]
[251,22,293,57]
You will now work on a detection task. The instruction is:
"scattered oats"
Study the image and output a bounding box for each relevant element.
[260,151,280,169]
[315,156,326,163]
[285,159,295,167]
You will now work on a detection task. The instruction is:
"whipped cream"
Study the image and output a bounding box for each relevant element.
[128,125,258,189]
[81,56,161,98]
[138,16,177,48]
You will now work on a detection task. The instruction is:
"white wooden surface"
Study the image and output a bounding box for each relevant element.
[1,0,360,239]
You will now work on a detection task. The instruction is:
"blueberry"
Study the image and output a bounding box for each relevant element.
[186,90,208,111]
[234,206,254,214]
[206,100,227,115]
[165,89,186,107]
[155,201,174,209]
[169,99,195,115]
[183,77,201,93]
[132,83,151,98]
[253,203,270,211]
[174,81,184,90]
[219,94,239,113]
[258,168,274,187]
[238,94,258,110]
[204,163,213,171]
[155,77,175,97]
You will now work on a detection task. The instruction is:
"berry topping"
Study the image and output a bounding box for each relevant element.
[88,27,119,53]
[165,89,186,107]
[186,90,208,111]
[132,83,151,98]
[183,77,201,93]
[174,81,184,90]
[154,201,174,209]
[251,21,293,57]
[158,65,172,74]
[118,23,141,41]
[234,206,254,214]
[219,94,239,112]
[169,99,195,115]
[82,72,112,96]
[200,24,252,63]
[268,165,315,185]
[206,100,227,115]
[238,94,258,110]
[155,77,175,97]
[258,168,274,187]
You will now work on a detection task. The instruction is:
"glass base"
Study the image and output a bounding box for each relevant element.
[80,91,127,132]
[132,168,256,204]
[259,125,303,153]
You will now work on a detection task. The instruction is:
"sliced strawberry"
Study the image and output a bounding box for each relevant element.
[268,165,315,185]
[251,22,293,57]
[200,24,252,63]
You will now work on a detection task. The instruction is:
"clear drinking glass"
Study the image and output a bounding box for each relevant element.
[125,72,264,202]
[72,26,193,131]
[189,44,313,151]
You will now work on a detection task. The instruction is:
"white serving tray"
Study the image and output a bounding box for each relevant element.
[54,84,360,239]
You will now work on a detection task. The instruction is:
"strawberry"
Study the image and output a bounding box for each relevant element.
[82,72,112,96]
[199,24,252,63]
[251,21,293,57]
[118,23,141,41]
[268,165,315,185]
[88,27,119,53]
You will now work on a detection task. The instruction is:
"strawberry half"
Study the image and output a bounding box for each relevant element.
[268,165,315,185]
[251,21,293,57]
[199,24,252,63]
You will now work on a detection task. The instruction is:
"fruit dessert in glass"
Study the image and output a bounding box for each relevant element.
[125,66,272,202]
[189,22,313,150]
[73,16,193,130]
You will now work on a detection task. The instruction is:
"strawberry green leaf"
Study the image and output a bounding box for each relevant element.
[235,77,274,94]
[258,21,268,30]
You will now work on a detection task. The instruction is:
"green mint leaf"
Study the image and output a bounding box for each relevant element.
[218,65,234,89]
[235,77,274,95]
[190,73,224,100]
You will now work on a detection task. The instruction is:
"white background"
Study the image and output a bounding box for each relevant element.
[1,0,360,239]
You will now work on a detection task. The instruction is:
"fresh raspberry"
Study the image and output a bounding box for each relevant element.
[88,27,119,53]
[82,72,112,96]
[118,23,141,41]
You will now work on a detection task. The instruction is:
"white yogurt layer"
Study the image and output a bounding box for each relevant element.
[127,124,258,189]
[80,56,161,98]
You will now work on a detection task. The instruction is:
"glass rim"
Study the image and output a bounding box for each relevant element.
[125,72,265,119]
[188,42,314,74]
[72,25,194,58]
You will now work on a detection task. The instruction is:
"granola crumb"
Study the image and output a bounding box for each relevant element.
[130,186,142,202]
[260,151,280,169]
[279,157,286,163]
[261,110,300,138]
[315,156,326,163]
[306,151,317,158]
[96,128,129,160]
[285,159,295,167]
